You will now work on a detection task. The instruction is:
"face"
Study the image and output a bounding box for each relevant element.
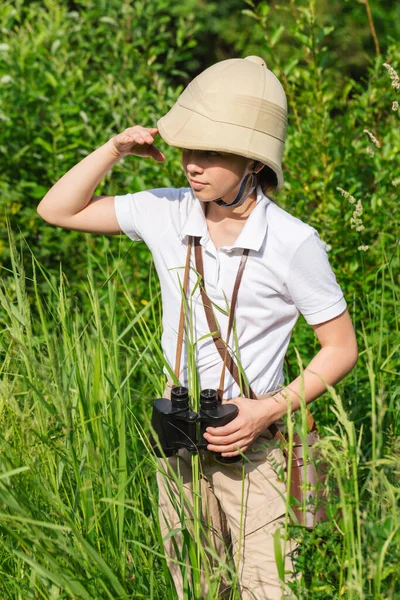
[181,149,254,203]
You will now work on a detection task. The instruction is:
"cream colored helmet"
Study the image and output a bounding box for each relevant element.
[157,55,288,190]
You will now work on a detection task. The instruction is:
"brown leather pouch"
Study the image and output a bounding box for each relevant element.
[289,432,328,527]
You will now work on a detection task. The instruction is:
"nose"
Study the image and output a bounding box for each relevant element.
[182,149,205,174]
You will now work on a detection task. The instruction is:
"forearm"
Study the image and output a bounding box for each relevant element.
[263,344,358,421]
[37,139,121,220]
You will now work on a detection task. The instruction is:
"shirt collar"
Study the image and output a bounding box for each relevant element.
[178,185,270,252]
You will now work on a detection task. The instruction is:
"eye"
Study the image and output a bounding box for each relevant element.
[206,151,222,157]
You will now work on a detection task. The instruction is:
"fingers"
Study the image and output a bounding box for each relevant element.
[205,419,242,437]
[207,439,249,456]
[205,432,250,453]
[123,126,165,162]
[147,144,166,163]
[133,131,156,145]
[126,126,159,141]
[204,430,242,446]
[221,449,243,458]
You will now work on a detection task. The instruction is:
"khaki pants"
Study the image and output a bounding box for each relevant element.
[156,379,297,600]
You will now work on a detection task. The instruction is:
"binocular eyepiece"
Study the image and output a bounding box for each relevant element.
[151,386,241,464]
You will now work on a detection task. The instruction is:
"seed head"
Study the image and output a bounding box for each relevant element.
[383,63,400,91]
[363,129,381,148]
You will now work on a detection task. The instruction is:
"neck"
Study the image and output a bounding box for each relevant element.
[205,189,258,223]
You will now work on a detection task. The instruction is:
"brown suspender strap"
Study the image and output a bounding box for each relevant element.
[193,237,253,400]
[218,246,250,398]
[174,236,192,380]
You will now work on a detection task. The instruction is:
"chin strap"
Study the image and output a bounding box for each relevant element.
[213,172,257,208]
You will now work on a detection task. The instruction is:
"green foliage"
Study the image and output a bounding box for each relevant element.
[0,0,195,300]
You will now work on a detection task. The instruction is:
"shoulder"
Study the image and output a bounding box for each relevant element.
[114,185,196,222]
[267,201,321,260]
[114,186,196,243]
[268,201,317,243]
[116,186,193,207]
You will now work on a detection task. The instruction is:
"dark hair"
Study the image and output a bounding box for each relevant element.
[257,164,278,197]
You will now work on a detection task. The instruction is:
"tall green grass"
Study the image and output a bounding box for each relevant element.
[1,220,399,599]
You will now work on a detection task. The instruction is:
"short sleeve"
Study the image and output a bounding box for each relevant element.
[114,193,142,241]
[114,187,183,243]
[285,231,347,325]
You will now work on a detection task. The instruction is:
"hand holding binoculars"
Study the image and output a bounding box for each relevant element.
[151,386,242,464]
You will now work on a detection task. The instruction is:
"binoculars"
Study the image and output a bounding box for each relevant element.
[151,386,241,464]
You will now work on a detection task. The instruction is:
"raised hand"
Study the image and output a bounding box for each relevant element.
[109,125,166,162]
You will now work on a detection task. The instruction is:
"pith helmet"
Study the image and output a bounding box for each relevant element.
[157,56,288,189]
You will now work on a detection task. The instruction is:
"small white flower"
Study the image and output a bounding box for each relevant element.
[392,101,399,111]
[358,245,369,251]
[0,44,9,52]
[383,62,400,91]
[0,75,13,84]
[337,187,356,204]
[339,188,366,232]
[363,129,381,148]
[392,177,400,186]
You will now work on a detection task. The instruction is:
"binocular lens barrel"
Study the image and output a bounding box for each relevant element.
[200,388,219,410]
[171,386,190,408]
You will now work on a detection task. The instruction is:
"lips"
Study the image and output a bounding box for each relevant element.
[190,179,207,185]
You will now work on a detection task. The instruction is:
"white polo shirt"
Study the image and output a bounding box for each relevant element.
[114,185,347,398]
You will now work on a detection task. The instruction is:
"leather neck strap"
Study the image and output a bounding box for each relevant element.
[174,236,192,380]
[193,237,251,400]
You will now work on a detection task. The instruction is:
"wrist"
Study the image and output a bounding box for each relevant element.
[260,391,290,423]
[106,138,123,160]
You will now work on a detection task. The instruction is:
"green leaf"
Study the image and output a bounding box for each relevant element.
[241,9,258,20]
[270,25,285,48]
[273,528,285,583]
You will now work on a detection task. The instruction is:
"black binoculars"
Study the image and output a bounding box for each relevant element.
[151,386,241,464]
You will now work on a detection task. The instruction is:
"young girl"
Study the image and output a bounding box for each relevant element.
[37,56,358,599]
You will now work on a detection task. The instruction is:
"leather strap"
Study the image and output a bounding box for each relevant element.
[218,247,249,398]
[193,237,252,399]
[174,236,192,380]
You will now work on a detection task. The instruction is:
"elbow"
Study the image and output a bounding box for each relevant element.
[37,199,47,221]
[347,337,359,373]
[350,346,359,371]
[37,200,56,225]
